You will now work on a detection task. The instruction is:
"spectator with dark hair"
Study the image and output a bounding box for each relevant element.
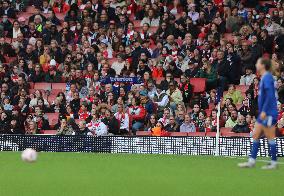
[225,109,238,128]
[102,109,120,135]
[260,29,274,54]
[0,1,16,18]
[164,115,180,132]
[56,116,74,135]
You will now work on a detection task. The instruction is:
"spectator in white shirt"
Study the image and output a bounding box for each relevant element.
[87,110,108,136]
[141,9,160,27]
[188,4,199,25]
[240,67,256,86]
[111,54,125,75]
[114,104,129,134]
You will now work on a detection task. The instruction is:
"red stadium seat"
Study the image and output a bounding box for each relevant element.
[190,78,206,93]
[206,132,217,137]
[170,132,187,136]
[222,132,250,137]
[34,83,51,90]
[28,82,34,89]
[221,127,232,135]
[52,83,66,91]
[50,89,64,95]
[136,131,151,136]
[187,132,205,137]
[42,130,57,135]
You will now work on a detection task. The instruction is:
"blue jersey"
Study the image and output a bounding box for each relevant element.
[258,72,278,120]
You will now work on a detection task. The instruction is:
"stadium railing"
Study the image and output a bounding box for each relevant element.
[0,134,283,157]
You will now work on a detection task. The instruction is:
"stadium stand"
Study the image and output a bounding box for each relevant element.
[0,0,282,138]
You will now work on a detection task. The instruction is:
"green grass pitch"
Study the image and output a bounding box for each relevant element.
[0,152,283,196]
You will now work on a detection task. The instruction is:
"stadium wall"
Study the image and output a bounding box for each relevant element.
[1,135,284,157]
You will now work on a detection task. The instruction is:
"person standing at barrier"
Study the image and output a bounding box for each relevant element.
[238,58,278,169]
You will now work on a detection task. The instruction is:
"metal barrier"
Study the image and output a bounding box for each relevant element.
[1,135,284,157]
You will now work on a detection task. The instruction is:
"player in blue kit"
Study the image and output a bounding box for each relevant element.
[238,58,278,169]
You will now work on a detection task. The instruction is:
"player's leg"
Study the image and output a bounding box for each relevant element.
[262,124,277,169]
[238,122,263,168]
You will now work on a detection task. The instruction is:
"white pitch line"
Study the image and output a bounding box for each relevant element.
[224,156,284,165]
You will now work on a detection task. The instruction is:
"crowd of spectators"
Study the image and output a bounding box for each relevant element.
[0,0,283,136]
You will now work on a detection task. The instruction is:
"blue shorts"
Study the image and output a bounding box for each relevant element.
[257,116,277,127]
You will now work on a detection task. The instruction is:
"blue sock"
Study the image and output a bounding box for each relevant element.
[268,139,277,162]
[250,140,260,159]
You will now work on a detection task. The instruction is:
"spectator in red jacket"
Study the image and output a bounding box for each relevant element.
[128,97,146,135]
[52,0,70,14]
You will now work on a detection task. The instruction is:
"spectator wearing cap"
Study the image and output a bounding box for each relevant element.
[57,115,74,135]
[180,114,196,133]
[185,60,199,78]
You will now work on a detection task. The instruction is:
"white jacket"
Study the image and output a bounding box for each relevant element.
[87,120,108,136]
